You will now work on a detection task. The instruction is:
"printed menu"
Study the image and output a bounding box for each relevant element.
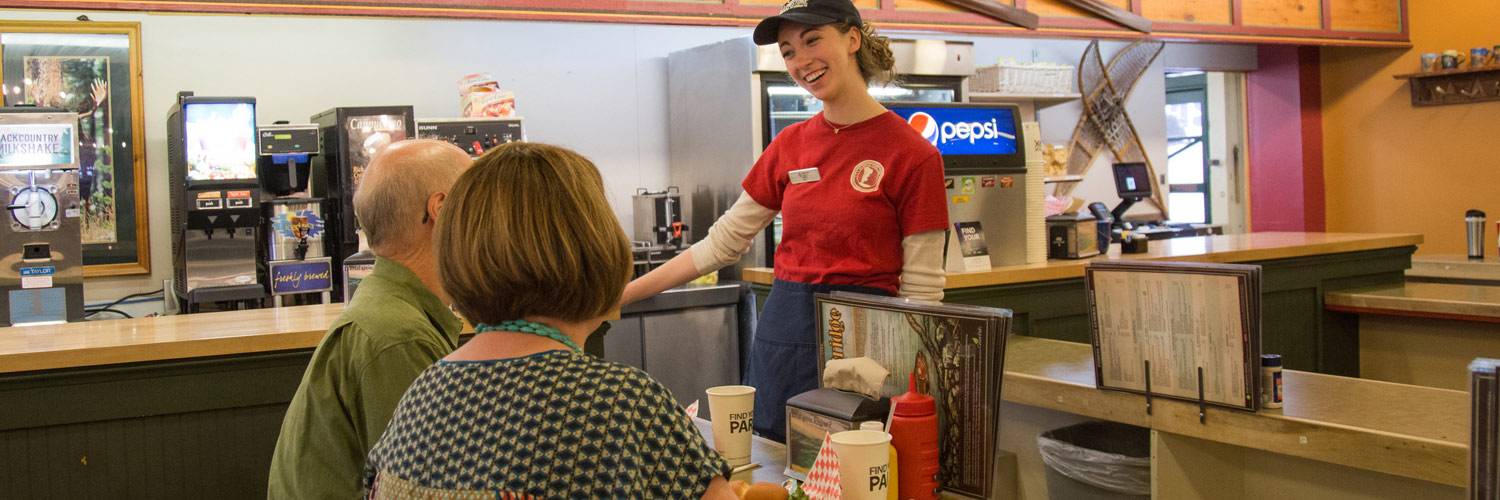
[814,292,1011,499]
[1085,261,1262,411]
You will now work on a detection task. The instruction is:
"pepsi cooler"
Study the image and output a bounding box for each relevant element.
[887,102,1028,272]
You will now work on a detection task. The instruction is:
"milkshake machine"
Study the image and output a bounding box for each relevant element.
[309,106,414,300]
[0,108,83,325]
[257,123,333,306]
[631,187,688,277]
[166,93,265,311]
[415,117,524,158]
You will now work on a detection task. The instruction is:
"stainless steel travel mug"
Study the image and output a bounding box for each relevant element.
[1468,209,1487,259]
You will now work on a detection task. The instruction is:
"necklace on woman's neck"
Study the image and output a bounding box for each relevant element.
[475,320,581,352]
[826,118,857,134]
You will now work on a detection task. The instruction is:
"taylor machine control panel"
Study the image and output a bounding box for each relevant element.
[0,108,84,326]
[167,93,266,311]
[415,117,523,158]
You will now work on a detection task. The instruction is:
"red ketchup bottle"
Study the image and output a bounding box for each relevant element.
[888,373,940,500]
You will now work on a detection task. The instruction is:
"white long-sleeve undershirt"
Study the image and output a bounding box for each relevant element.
[689,192,946,302]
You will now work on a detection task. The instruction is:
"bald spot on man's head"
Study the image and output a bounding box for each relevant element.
[353,139,472,254]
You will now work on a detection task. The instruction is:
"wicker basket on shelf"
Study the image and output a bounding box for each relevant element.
[972,61,1076,95]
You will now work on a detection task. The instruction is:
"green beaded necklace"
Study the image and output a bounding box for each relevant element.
[475,320,581,352]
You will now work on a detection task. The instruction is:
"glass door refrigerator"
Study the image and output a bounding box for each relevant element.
[667,37,972,280]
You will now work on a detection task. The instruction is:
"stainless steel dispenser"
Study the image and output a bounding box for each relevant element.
[631,187,688,276]
[259,123,332,306]
[0,108,83,325]
[166,93,266,311]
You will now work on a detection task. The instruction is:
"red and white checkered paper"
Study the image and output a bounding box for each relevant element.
[802,433,842,500]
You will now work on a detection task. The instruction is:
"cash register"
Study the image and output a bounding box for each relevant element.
[1106,162,1220,242]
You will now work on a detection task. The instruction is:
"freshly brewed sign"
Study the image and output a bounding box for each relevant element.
[268,258,334,295]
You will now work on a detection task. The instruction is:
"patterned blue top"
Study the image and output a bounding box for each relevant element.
[363,350,728,499]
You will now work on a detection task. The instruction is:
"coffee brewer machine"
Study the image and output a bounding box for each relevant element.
[167,93,265,311]
[0,108,83,325]
[415,117,524,158]
[257,123,333,306]
[631,187,689,276]
[309,106,414,300]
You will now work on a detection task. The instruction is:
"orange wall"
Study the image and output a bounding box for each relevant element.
[1326,1,1500,255]
[1322,1,1500,255]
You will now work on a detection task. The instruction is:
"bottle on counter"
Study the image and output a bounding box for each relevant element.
[1261,354,1284,409]
[859,420,898,500]
[888,373,940,500]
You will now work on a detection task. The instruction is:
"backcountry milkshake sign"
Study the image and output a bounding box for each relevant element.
[0,124,74,168]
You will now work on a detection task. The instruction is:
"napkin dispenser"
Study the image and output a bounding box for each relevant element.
[1047,212,1101,259]
[784,388,891,481]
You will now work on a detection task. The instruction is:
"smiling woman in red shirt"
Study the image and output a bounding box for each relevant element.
[623,0,949,442]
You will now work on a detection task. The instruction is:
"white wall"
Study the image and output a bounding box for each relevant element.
[2,9,744,305]
[1,8,1251,308]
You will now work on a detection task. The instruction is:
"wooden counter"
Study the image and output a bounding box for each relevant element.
[747,232,1422,375]
[1002,336,1466,489]
[0,304,343,375]
[1408,254,1500,285]
[1326,282,1500,390]
[743,232,1423,289]
[1327,281,1500,322]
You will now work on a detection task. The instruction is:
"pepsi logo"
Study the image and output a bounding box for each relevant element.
[907,112,938,145]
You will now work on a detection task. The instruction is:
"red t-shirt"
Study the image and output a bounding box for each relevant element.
[743,111,949,294]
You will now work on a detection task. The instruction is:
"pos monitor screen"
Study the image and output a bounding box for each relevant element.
[1113,162,1153,199]
[184,101,258,182]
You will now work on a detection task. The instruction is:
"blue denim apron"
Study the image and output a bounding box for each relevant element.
[746,279,890,442]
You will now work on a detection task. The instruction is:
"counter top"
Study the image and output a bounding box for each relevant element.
[742,232,1423,289]
[1002,336,1467,487]
[1409,254,1500,284]
[1326,281,1500,322]
[0,304,343,375]
[0,284,744,375]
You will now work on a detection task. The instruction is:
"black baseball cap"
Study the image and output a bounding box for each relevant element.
[752,0,863,45]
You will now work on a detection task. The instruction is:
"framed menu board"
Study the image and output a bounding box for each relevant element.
[1085,261,1262,412]
[814,292,1011,499]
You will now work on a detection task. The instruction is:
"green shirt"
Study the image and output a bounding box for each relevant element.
[267,257,462,499]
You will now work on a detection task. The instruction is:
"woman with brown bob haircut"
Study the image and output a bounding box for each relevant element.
[363,142,735,499]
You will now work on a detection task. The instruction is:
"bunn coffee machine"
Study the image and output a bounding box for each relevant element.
[166,93,265,312]
[0,108,83,325]
[309,106,414,300]
[415,117,524,158]
[257,123,333,306]
[630,187,688,277]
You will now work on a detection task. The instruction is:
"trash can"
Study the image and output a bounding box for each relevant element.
[1038,421,1151,499]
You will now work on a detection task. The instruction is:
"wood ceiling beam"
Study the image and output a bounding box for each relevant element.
[942,0,1040,29]
[1056,0,1153,32]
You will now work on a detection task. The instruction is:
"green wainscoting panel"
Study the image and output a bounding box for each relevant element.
[748,246,1414,376]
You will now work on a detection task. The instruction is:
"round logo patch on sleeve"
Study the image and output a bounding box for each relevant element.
[850,160,885,193]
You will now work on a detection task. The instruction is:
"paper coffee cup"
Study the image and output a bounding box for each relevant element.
[831,429,892,500]
[706,385,756,467]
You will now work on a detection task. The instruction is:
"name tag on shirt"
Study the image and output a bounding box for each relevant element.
[789,167,821,184]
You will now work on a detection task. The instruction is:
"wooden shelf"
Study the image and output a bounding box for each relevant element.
[1043,175,1084,183]
[1392,65,1500,80]
[969,92,1081,104]
[1393,65,1500,107]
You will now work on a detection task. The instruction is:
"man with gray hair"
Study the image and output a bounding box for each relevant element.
[268,139,472,499]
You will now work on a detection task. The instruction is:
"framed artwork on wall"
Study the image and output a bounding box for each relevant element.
[0,21,149,277]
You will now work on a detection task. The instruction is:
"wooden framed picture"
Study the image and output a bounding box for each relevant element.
[0,21,149,276]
